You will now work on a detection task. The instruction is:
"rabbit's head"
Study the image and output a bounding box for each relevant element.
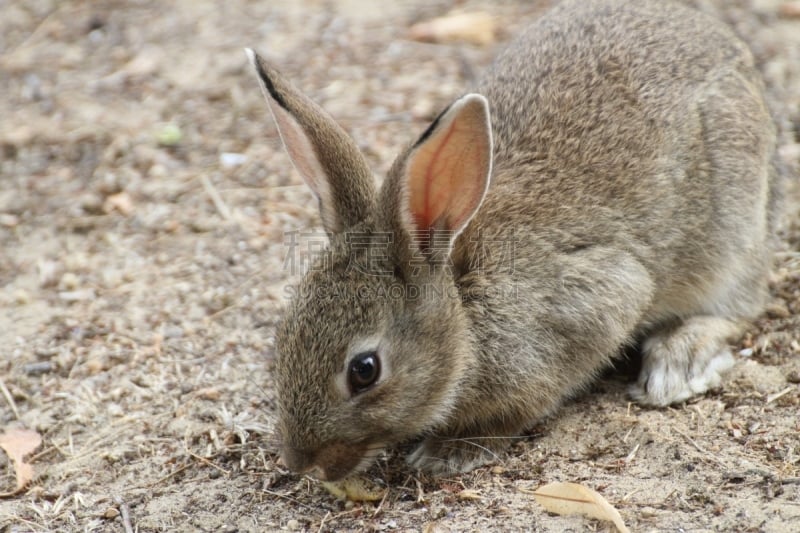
[247,50,493,480]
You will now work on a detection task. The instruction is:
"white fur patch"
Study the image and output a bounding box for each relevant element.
[630,347,735,407]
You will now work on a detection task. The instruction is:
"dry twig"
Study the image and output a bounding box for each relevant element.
[113,495,134,533]
[0,377,19,420]
[200,174,233,221]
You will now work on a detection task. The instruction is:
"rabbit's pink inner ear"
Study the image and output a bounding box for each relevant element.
[405,94,493,238]
[267,98,339,231]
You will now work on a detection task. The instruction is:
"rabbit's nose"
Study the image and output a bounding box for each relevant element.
[282,451,328,480]
[282,440,368,481]
[280,446,316,475]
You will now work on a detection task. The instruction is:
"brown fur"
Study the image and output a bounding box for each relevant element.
[247,0,780,480]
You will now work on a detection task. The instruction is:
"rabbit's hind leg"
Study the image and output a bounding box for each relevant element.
[629,316,743,406]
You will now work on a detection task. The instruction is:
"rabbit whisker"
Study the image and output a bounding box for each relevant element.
[439,440,501,463]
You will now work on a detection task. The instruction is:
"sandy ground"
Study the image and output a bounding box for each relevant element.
[1,0,799,531]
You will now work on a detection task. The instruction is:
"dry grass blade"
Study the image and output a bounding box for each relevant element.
[200,174,233,221]
[0,378,20,420]
[525,481,630,533]
[765,386,794,403]
[0,428,42,496]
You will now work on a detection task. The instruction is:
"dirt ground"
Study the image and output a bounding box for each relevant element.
[1,0,799,531]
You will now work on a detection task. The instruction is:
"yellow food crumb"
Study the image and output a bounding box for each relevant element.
[321,477,386,502]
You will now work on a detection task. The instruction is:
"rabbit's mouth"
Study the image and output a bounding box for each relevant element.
[282,439,384,481]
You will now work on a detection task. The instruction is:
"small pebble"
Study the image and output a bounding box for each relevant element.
[96,172,123,195]
[59,272,80,291]
[149,163,168,178]
[22,73,42,101]
[101,268,123,289]
[80,193,105,215]
[103,507,120,519]
[38,259,61,287]
[34,347,59,357]
[13,289,30,304]
[787,370,800,384]
[86,358,105,374]
[103,192,134,215]
[0,213,19,227]
[764,301,790,319]
[286,519,301,531]
[196,387,221,401]
[24,361,53,376]
[59,288,96,302]
[88,28,104,45]
[220,152,248,168]
[162,324,184,339]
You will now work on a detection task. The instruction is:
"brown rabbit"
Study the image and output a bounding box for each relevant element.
[246,0,780,481]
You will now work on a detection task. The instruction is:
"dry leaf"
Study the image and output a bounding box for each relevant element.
[779,1,800,18]
[409,12,497,46]
[195,387,221,401]
[457,489,482,501]
[0,427,42,496]
[103,192,134,215]
[321,476,386,502]
[528,481,630,533]
[118,46,162,78]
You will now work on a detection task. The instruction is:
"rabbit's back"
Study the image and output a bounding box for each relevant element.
[461,0,776,321]
[480,0,756,170]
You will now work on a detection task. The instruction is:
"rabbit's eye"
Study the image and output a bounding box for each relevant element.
[348,351,380,394]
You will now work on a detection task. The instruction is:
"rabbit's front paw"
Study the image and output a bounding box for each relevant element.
[407,436,504,476]
[630,316,739,406]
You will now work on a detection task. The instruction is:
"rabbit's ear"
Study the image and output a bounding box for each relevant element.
[400,94,492,255]
[247,49,376,234]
